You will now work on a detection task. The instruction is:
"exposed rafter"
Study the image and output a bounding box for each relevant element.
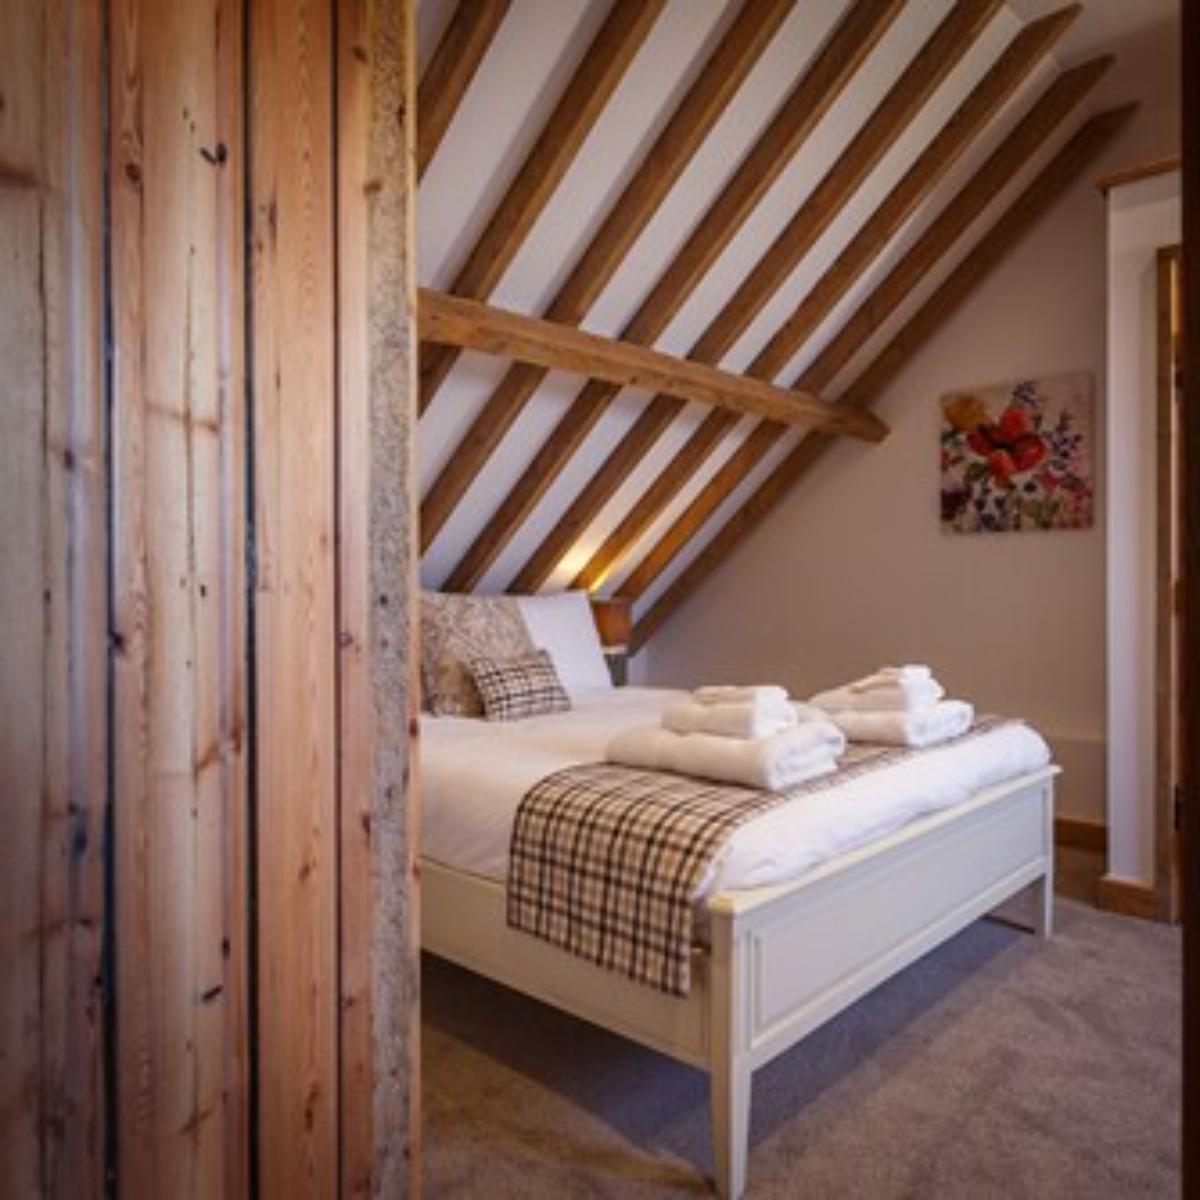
[616,53,1115,607]
[573,3,1081,592]
[630,103,1138,651]
[418,0,666,413]
[443,0,904,593]
[418,289,889,439]
[417,0,512,180]
[514,0,1003,595]
[420,0,795,551]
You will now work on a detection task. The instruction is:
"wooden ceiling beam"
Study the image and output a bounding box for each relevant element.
[445,0,902,593]
[574,0,1074,592]
[418,289,889,439]
[418,0,666,413]
[629,103,1137,651]
[420,0,795,552]
[616,54,1114,607]
[417,0,511,181]
[524,0,1001,595]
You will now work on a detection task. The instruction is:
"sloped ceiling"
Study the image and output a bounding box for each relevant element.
[414,0,1138,646]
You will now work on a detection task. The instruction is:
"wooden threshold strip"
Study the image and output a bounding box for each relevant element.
[517,0,1002,595]
[419,0,795,553]
[629,103,1137,651]
[617,54,1114,609]
[418,289,888,440]
[572,4,1079,592]
[442,0,902,593]
[417,0,512,180]
[418,0,665,413]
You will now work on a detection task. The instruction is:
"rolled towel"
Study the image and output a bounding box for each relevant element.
[828,700,975,748]
[663,697,797,740]
[693,684,789,707]
[607,720,845,791]
[809,675,944,713]
[848,665,933,693]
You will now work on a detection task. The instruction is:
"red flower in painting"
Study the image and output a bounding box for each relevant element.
[997,405,1032,441]
[987,448,1016,481]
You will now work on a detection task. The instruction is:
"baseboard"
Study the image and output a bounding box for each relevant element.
[1054,816,1108,854]
[1095,875,1160,921]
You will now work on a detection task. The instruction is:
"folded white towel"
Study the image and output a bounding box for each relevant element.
[607,720,845,791]
[693,685,789,707]
[828,701,975,748]
[809,676,944,713]
[663,697,797,740]
[848,665,933,693]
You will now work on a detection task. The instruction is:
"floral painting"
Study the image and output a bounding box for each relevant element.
[940,371,1094,534]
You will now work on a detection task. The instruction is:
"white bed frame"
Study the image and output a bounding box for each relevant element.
[422,767,1058,1198]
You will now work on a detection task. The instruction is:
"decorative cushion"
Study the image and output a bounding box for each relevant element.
[515,591,612,697]
[469,649,572,722]
[420,592,535,716]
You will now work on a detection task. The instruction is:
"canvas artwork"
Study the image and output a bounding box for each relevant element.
[940,371,1094,534]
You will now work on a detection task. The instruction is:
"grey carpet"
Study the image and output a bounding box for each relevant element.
[423,860,1181,1198]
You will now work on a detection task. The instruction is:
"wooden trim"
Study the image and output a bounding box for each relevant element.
[619,60,1114,609]
[250,0,339,1190]
[1095,155,1181,194]
[1156,245,1184,924]
[1178,1,1199,1184]
[416,0,510,180]
[418,289,888,439]
[573,5,1078,593]
[420,0,794,551]
[630,104,1137,650]
[445,0,903,594]
[1055,817,1108,854]
[418,0,666,412]
[515,0,999,596]
[1096,876,1160,921]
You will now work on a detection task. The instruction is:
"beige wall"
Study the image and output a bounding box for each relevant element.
[640,106,1177,826]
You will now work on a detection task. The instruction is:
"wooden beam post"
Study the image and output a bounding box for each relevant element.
[631,104,1138,650]
[250,0,339,1191]
[1,4,108,1195]
[109,0,250,1195]
[337,0,421,1193]
[419,289,888,439]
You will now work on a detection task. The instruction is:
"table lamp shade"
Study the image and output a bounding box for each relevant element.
[590,598,632,651]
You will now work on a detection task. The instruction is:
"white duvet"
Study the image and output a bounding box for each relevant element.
[420,687,1052,902]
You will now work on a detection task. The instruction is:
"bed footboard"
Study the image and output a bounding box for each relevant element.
[704,769,1056,1199]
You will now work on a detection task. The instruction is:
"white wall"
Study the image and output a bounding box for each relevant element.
[1105,168,1181,883]
[639,108,1178,830]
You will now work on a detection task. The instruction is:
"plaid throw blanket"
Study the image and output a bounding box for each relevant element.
[507,718,1013,995]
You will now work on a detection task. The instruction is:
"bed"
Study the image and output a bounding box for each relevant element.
[420,685,1057,1199]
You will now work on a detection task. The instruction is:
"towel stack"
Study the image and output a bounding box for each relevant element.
[807,666,974,748]
[607,685,846,791]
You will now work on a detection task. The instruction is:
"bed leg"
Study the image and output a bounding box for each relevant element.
[709,906,749,1198]
[1031,870,1054,939]
[711,1054,750,1199]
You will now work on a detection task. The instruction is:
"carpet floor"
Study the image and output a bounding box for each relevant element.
[423,861,1181,1198]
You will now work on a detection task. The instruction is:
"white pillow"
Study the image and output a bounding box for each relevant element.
[515,591,612,697]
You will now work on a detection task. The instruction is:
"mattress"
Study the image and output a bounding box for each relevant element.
[420,686,1052,901]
